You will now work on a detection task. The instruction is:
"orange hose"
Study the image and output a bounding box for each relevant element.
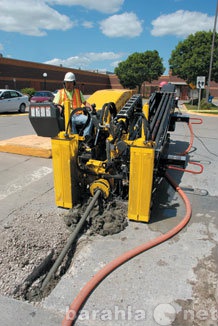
[62,172,192,326]
[190,118,203,125]
[180,122,194,155]
[168,161,204,174]
[180,118,203,155]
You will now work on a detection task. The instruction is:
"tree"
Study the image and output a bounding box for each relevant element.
[114,51,165,90]
[169,31,218,84]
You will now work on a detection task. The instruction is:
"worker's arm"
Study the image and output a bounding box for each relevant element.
[80,91,92,111]
[83,100,93,110]
[53,90,64,113]
[53,91,61,105]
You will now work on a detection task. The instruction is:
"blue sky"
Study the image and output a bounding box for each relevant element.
[0,0,217,74]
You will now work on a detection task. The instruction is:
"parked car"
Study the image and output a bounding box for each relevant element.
[30,91,54,103]
[52,89,59,96]
[0,89,29,113]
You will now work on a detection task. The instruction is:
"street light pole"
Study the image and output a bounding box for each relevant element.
[206,0,218,102]
[43,72,47,90]
[13,78,17,90]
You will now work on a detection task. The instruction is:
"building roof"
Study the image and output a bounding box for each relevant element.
[148,74,187,87]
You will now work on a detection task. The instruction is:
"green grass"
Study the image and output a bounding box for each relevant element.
[187,109,218,114]
[185,99,218,114]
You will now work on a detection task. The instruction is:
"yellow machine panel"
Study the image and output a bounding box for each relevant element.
[128,146,155,222]
[51,136,79,208]
[87,89,133,112]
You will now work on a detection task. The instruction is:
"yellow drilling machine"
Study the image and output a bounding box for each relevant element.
[29,85,188,223]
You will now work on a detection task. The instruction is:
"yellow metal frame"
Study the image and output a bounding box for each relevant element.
[51,135,79,208]
[128,146,155,222]
[51,90,155,222]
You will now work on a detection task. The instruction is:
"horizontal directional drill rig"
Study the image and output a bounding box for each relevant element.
[29,84,189,223]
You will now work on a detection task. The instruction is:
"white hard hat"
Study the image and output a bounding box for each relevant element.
[64,72,76,82]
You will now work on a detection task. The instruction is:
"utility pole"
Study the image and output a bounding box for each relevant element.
[206,0,218,102]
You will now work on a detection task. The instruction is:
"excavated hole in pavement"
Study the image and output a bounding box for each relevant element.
[0,199,128,303]
[1,180,208,304]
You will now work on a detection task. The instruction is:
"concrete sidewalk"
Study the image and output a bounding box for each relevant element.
[0,295,62,326]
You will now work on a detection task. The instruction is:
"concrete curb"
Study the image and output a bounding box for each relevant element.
[0,135,52,158]
[182,104,218,116]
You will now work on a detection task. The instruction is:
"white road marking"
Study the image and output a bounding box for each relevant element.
[0,166,52,200]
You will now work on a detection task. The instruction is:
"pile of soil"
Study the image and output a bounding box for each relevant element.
[0,199,128,301]
[0,209,70,300]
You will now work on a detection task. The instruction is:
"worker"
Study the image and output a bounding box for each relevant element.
[53,72,93,144]
[159,81,168,90]
[175,96,179,108]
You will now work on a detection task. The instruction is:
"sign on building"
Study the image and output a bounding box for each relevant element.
[196,76,205,89]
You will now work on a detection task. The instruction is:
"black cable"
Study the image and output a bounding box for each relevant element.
[194,132,218,157]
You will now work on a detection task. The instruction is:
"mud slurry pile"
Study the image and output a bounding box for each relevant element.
[64,199,128,236]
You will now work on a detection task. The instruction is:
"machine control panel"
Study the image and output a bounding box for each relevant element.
[29,102,64,137]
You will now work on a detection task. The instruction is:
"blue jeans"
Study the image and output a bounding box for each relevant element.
[71,114,93,137]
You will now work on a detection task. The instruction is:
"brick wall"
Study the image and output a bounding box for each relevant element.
[0,57,112,94]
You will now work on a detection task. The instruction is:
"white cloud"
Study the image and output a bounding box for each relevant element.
[87,52,122,61]
[0,0,124,36]
[0,0,73,36]
[0,43,4,51]
[44,52,123,69]
[100,12,143,38]
[47,0,124,14]
[110,60,121,68]
[82,21,94,29]
[151,10,215,37]
[45,56,89,68]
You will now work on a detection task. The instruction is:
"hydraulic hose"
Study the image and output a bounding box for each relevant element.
[167,161,204,175]
[172,117,204,174]
[180,118,203,155]
[62,172,192,326]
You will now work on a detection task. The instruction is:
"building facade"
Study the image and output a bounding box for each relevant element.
[143,70,218,100]
[0,57,117,94]
[1,57,218,99]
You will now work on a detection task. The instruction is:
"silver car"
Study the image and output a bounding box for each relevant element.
[0,89,29,113]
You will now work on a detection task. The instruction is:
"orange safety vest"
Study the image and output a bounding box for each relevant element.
[59,88,83,114]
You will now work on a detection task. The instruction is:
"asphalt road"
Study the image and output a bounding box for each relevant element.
[0,110,218,326]
[0,112,34,141]
[0,112,52,225]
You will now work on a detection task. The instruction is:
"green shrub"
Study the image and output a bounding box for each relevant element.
[21,88,35,99]
[187,98,217,110]
[188,98,198,106]
[199,99,217,109]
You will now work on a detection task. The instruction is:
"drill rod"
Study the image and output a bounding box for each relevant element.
[41,189,102,292]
